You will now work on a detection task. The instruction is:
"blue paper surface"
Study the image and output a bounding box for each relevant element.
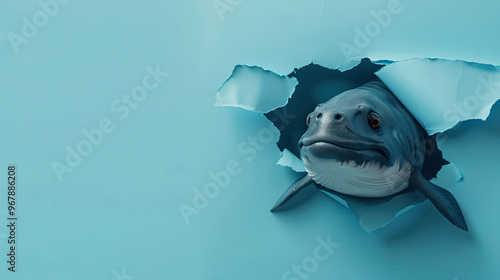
[1,1,499,279]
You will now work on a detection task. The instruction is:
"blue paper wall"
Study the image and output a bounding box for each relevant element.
[0,1,499,279]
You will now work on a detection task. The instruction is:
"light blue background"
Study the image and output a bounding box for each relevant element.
[0,1,499,279]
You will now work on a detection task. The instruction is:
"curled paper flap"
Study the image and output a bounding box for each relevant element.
[215,65,298,113]
[376,58,500,134]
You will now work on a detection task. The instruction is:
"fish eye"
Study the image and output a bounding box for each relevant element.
[367,112,381,130]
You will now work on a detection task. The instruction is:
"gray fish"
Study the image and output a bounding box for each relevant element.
[271,80,468,231]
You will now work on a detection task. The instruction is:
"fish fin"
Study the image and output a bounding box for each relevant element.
[411,171,468,231]
[270,174,314,212]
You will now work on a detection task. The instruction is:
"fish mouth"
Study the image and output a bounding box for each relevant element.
[300,139,390,161]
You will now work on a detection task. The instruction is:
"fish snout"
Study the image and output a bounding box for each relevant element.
[301,107,347,150]
[306,107,344,128]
